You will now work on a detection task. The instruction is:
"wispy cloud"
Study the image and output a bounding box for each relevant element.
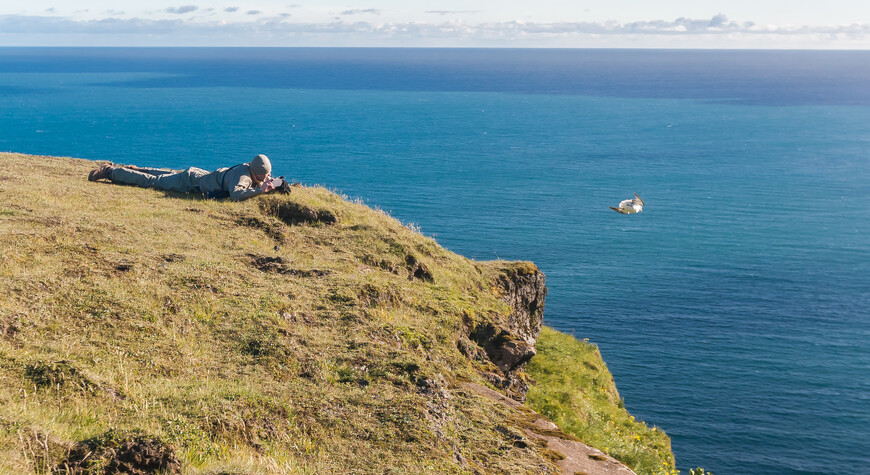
[340,9,381,16]
[426,10,481,16]
[224,7,239,13]
[1,14,868,47]
[247,10,261,15]
[0,15,187,35]
[165,6,198,15]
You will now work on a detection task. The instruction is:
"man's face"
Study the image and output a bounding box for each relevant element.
[252,172,268,184]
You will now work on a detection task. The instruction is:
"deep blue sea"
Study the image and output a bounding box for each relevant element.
[2,48,869,474]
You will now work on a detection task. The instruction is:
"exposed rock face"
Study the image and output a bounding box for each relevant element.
[469,323,536,373]
[461,263,548,400]
[496,264,547,347]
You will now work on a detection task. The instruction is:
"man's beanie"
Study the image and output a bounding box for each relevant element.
[250,154,272,175]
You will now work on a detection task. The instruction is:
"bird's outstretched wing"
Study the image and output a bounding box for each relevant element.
[634,193,645,206]
[610,206,629,214]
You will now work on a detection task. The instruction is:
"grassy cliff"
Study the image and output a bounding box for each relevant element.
[0,153,674,474]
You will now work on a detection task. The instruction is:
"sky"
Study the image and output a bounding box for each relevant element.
[1,1,869,48]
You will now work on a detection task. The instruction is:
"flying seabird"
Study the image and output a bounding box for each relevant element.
[610,193,645,214]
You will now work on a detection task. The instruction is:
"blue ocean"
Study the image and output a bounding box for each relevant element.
[1,48,868,474]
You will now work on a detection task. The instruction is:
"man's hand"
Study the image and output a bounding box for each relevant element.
[261,174,276,192]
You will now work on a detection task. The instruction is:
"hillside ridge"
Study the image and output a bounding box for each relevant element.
[0,153,673,474]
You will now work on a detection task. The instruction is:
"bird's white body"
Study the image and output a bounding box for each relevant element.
[610,193,645,214]
[617,199,643,213]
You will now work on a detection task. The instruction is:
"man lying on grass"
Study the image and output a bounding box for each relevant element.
[88,154,282,201]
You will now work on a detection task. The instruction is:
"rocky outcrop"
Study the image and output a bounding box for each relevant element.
[461,262,548,400]
[469,323,537,374]
[497,263,547,347]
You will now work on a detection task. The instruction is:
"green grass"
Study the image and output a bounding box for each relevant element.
[526,327,677,475]
[0,153,675,473]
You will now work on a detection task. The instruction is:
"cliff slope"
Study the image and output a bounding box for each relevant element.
[0,153,673,474]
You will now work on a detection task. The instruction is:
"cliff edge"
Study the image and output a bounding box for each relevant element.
[0,153,674,474]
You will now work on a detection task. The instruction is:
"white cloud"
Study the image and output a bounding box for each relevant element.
[225,7,239,13]
[340,9,381,16]
[426,11,481,16]
[165,6,198,15]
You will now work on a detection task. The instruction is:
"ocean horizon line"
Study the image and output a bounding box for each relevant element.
[3,45,870,52]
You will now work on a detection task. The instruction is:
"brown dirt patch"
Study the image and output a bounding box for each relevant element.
[261,200,337,226]
[247,253,331,277]
[60,434,181,474]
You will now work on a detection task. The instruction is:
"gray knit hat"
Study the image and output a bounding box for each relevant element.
[250,154,272,175]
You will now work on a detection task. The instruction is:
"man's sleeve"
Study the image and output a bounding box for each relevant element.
[229,173,265,202]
